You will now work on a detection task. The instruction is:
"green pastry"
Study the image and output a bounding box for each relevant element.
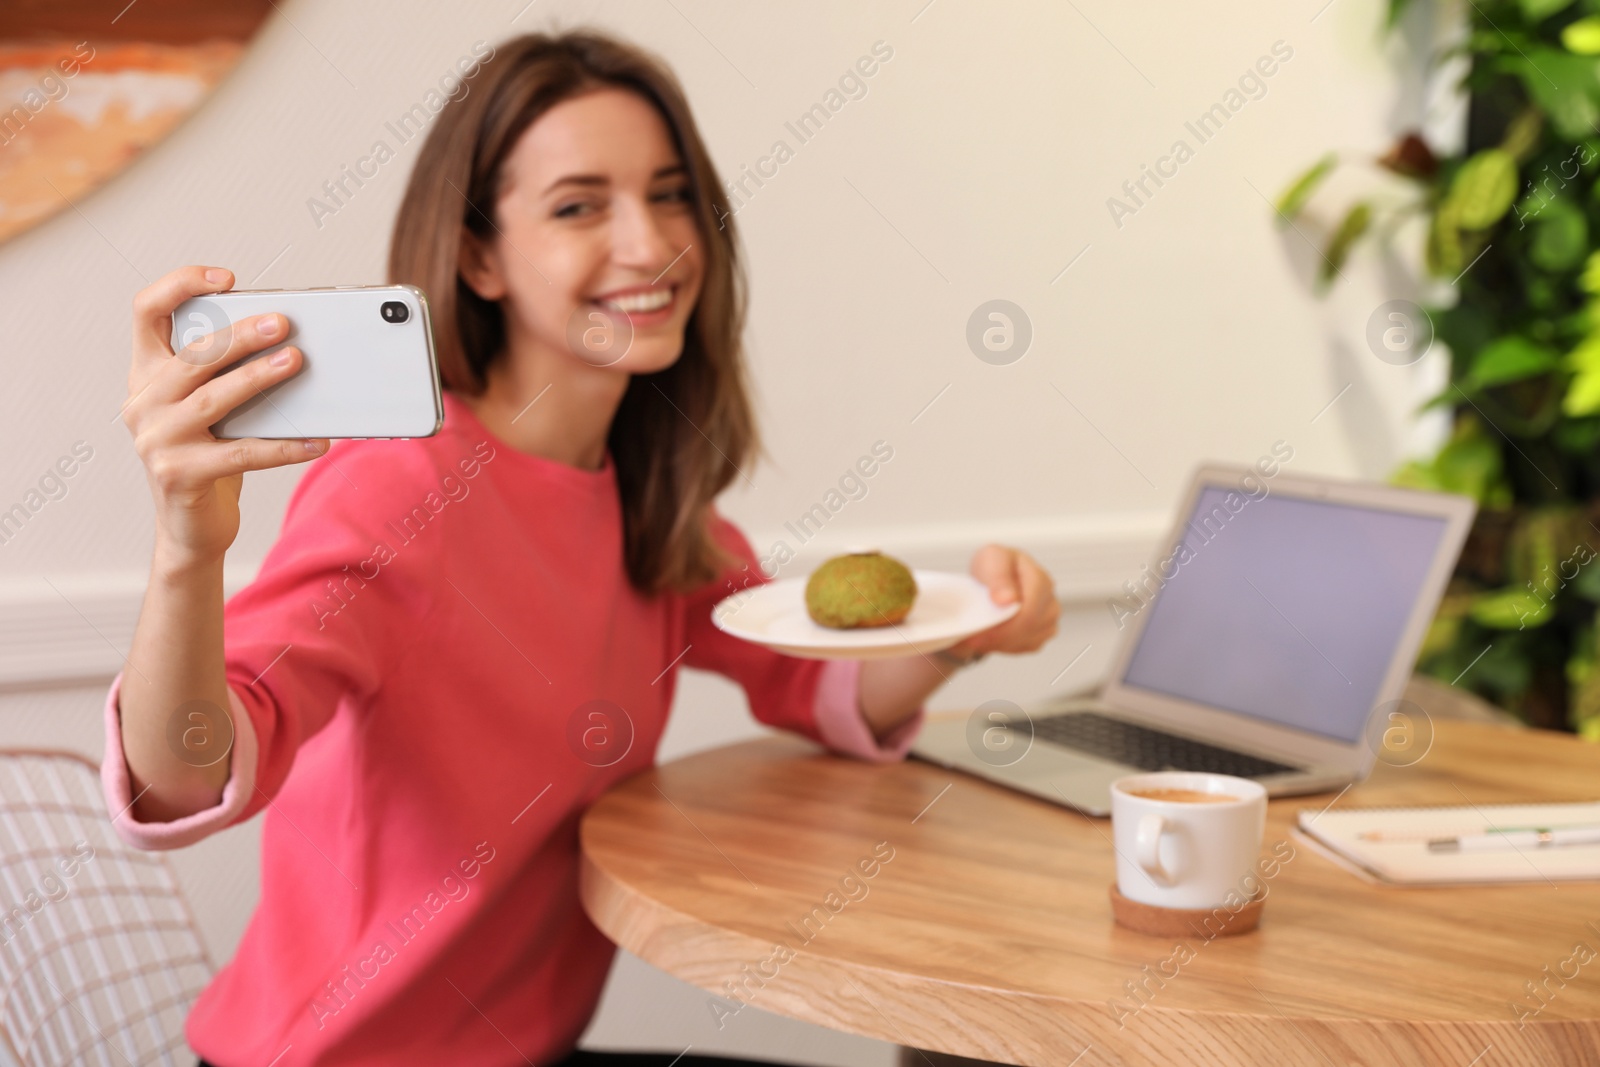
[805,550,918,629]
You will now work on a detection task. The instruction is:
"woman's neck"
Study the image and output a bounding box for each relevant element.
[460,330,630,473]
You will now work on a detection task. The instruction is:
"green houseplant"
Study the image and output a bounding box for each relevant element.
[1279,0,1600,736]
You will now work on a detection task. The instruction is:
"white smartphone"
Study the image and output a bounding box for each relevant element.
[169,284,444,440]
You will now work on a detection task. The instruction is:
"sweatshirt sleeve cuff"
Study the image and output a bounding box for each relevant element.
[100,672,260,851]
[811,658,924,763]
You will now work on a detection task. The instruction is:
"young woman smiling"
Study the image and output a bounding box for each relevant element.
[107,30,1059,1067]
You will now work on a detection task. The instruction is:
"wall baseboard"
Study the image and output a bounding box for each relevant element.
[0,566,263,693]
[750,510,1168,601]
[0,513,1166,690]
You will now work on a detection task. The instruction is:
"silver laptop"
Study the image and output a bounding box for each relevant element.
[912,465,1476,815]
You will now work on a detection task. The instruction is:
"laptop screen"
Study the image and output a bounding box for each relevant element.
[1118,484,1451,743]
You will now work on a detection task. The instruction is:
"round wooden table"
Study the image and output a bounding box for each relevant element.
[579,716,1600,1067]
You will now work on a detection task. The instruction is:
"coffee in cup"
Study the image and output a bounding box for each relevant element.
[1125,787,1239,804]
[1110,771,1267,911]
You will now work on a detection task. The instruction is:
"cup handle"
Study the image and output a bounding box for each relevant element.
[1135,812,1173,886]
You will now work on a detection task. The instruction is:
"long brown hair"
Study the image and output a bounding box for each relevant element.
[388,30,756,597]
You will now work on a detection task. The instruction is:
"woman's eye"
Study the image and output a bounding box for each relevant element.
[653,185,693,206]
[554,200,598,219]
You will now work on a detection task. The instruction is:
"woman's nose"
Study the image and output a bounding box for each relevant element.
[610,196,677,272]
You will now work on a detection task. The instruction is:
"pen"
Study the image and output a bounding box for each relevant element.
[1356,823,1600,843]
[1427,827,1600,852]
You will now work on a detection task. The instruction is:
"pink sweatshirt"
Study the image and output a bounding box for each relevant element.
[100,390,923,1067]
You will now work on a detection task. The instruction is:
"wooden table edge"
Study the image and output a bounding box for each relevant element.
[578,758,1599,1067]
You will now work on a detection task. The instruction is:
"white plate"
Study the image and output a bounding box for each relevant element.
[710,569,1020,660]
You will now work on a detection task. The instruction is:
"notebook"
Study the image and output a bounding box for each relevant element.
[1294,801,1600,885]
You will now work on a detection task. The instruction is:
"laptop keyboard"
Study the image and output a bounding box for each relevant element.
[1030,711,1302,778]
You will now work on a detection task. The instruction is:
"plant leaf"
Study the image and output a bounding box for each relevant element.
[1547,86,1600,141]
[1392,458,1445,493]
[1433,431,1506,502]
[1435,301,1492,368]
[1523,0,1577,20]
[1496,51,1600,141]
[1575,560,1600,601]
[1319,201,1372,287]
[1565,369,1600,415]
[1507,508,1566,586]
[1428,198,1465,277]
[1419,607,1464,661]
[1449,148,1519,229]
[1460,638,1533,697]
[1567,335,1600,373]
[1275,153,1337,224]
[1516,184,1558,231]
[1531,196,1590,269]
[1468,336,1562,388]
[1564,15,1600,53]
[1469,587,1554,629]
[1500,107,1545,161]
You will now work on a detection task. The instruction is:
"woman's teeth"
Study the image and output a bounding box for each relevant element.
[598,289,672,314]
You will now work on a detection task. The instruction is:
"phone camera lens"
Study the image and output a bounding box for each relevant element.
[381,301,410,324]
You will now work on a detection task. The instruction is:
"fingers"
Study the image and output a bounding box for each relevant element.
[130,338,308,476]
[138,313,289,417]
[174,312,286,372]
[1015,554,1059,626]
[167,437,330,488]
[964,546,1060,656]
[176,337,299,430]
[969,543,1021,605]
[132,266,234,360]
[125,267,274,437]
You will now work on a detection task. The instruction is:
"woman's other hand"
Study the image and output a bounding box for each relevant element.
[943,543,1060,659]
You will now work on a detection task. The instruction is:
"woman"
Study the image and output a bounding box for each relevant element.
[106,30,1059,1067]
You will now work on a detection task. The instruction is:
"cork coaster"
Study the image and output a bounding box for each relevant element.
[1109,883,1266,937]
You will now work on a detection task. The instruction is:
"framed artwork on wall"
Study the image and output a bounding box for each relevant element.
[0,0,272,244]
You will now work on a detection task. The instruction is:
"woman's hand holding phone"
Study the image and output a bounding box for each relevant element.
[123,265,329,569]
[116,265,328,823]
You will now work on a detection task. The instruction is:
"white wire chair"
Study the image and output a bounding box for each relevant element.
[0,749,212,1067]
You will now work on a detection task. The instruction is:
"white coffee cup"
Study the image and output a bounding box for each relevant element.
[1110,771,1267,910]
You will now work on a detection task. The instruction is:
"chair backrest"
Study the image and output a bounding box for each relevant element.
[0,749,212,1067]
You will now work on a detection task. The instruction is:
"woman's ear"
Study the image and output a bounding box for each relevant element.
[458,229,508,300]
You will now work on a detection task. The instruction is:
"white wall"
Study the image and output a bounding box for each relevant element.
[0,0,1451,1063]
